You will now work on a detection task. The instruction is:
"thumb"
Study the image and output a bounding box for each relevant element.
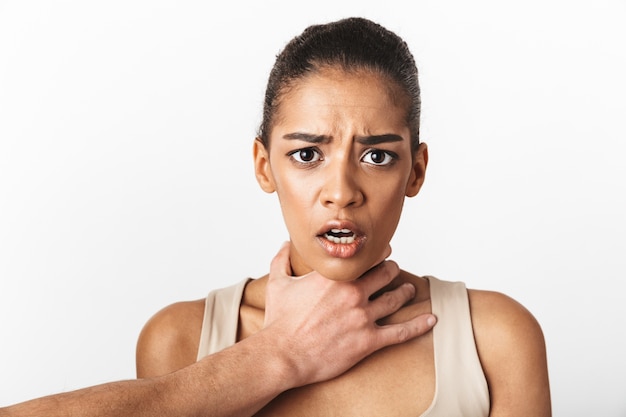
[269,241,292,280]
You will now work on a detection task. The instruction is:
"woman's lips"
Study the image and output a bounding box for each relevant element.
[316,222,366,258]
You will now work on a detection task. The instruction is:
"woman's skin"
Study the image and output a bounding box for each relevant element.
[256,67,426,283]
[137,67,551,416]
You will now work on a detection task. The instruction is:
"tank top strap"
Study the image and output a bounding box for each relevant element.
[422,276,490,416]
[196,278,250,360]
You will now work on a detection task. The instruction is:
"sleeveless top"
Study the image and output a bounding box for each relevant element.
[196,276,490,416]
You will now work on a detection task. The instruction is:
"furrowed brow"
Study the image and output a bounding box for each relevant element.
[355,134,404,146]
[282,133,331,144]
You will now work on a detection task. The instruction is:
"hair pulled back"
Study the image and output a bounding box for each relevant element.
[257,17,421,150]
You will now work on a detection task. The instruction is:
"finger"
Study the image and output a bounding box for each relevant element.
[269,241,292,280]
[374,314,437,347]
[367,282,416,319]
[357,260,400,296]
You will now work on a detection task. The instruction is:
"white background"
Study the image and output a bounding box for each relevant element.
[1,0,624,415]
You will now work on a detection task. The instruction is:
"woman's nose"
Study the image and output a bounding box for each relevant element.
[319,161,364,208]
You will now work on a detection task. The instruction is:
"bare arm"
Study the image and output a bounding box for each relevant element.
[470,290,551,417]
[135,299,205,378]
[0,243,436,417]
[0,332,296,417]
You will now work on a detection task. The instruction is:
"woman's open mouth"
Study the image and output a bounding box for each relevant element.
[317,223,365,258]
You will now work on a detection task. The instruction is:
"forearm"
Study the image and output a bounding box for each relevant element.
[0,379,167,417]
[165,331,294,417]
[0,332,292,417]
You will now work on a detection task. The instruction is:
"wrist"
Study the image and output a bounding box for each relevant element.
[245,328,301,392]
[257,320,336,390]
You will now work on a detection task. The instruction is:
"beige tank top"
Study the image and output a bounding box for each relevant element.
[196,276,490,416]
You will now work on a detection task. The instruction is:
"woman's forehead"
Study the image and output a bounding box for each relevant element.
[272,68,409,135]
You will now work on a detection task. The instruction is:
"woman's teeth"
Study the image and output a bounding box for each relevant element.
[324,228,356,244]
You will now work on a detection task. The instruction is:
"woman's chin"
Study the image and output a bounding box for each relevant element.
[288,242,385,282]
[312,261,371,282]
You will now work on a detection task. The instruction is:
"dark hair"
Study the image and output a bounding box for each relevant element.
[257,17,421,151]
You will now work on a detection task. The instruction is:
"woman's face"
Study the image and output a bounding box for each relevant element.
[254,67,428,281]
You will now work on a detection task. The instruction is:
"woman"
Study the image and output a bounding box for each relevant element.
[136,17,551,416]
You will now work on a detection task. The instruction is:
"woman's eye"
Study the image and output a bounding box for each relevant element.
[362,149,395,166]
[289,148,322,164]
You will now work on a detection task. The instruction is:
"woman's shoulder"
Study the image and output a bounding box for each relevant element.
[135,298,206,378]
[467,288,551,412]
[467,288,545,345]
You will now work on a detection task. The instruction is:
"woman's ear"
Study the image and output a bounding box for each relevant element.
[405,142,428,197]
[253,138,276,193]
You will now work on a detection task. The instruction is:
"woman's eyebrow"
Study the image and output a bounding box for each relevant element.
[282,133,403,145]
[282,132,331,144]
[355,134,404,145]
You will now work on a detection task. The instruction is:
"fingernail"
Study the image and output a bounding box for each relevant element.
[427,315,437,326]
